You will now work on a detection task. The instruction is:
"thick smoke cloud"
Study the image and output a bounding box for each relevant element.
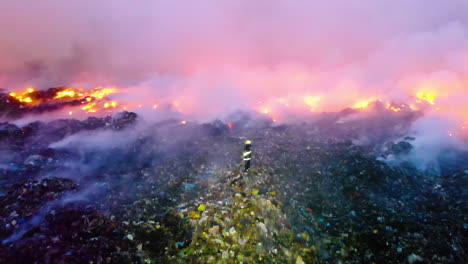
[1,0,468,121]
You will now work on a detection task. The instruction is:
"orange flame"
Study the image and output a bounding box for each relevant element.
[8,87,36,104]
[55,89,79,99]
[9,86,121,114]
[386,103,402,112]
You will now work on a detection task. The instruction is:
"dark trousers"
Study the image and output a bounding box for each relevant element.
[244,160,251,171]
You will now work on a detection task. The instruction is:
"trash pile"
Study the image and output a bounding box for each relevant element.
[175,168,318,264]
[0,109,467,263]
[0,177,141,263]
[0,111,137,185]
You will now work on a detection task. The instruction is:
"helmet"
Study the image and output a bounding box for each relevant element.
[245,140,252,145]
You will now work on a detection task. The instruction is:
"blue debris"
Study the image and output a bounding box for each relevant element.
[177,241,185,247]
[299,208,307,216]
[184,183,197,190]
[305,226,315,233]
[8,164,20,171]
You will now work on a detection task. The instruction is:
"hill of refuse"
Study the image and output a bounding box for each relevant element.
[0,111,466,263]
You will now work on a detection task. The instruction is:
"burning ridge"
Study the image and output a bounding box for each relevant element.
[0,86,118,119]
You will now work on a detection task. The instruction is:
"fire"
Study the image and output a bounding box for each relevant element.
[416,91,436,105]
[89,88,116,99]
[354,100,371,109]
[180,120,187,124]
[303,96,320,111]
[82,102,97,112]
[227,122,233,128]
[55,89,82,99]
[386,103,402,112]
[4,82,464,137]
[8,87,36,104]
[8,86,121,114]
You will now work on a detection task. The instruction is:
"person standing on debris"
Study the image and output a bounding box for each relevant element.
[243,140,252,172]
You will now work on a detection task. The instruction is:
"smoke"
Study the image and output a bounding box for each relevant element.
[1,1,468,151]
[407,115,468,173]
[0,1,467,116]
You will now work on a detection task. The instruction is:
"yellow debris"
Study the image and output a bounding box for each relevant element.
[296,255,305,264]
[198,204,206,212]
[189,211,201,219]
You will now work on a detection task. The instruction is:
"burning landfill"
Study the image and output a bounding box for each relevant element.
[1,1,468,264]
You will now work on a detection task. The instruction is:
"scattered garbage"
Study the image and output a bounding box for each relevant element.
[0,107,467,263]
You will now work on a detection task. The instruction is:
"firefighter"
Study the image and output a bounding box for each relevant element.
[243,140,252,172]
